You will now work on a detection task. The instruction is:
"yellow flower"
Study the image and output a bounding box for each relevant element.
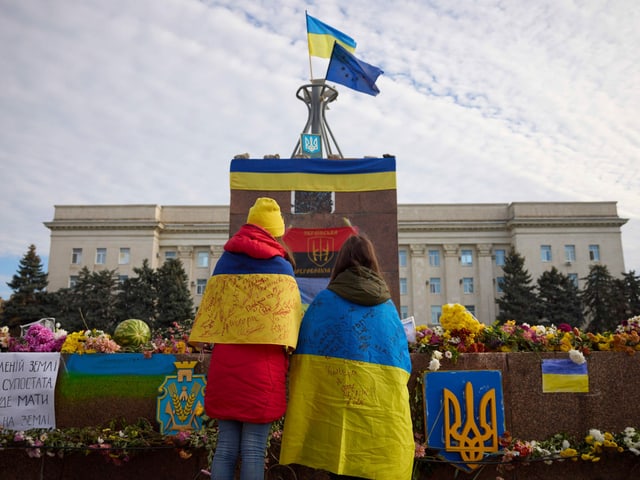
[560,448,577,458]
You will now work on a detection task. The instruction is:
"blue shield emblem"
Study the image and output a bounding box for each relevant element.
[157,361,207,434]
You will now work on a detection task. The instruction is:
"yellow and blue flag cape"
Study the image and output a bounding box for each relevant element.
[230,157,396,192]
[541,358,589,393]
[280,290,414,479]
[189,252,302,350]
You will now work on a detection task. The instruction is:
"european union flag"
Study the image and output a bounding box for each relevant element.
[325,42,383,96]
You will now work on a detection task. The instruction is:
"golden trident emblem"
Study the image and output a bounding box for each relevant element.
[443,381,499,469]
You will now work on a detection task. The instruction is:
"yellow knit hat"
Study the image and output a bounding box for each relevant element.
[247,197,285,238]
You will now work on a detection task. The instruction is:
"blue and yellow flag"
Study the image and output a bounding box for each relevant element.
[230,157,396,192]
[188,252,302,349]
[306,13,356,59]
[280,290,414,479]
[541,359,589,393]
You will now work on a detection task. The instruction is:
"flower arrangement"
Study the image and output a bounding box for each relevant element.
[8,324,67,352]
[410,305,640,359]
[60,329,121,354]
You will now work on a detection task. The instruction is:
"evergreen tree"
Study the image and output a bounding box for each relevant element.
[116,259,159,326]
[495,249,538,324]
[69,267,121,332]
[536,267,583,327]
[156,258,194,329]
[582,264,617,332]
[621,270,640,318]
[2,244,50,328]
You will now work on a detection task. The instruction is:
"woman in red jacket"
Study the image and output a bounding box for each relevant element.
[189,197,302,480]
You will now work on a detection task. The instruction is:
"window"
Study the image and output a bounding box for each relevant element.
[95,248,106,264]
[196,279,207,295]
[589,244,600,261]
[71,248,82,264]
[429,277,441,294]
[431,305,442,324]
[428,249,440,267]
[494,249,506,267]
[463,277,474,294]
[398,249,407,268]
[461,249,473,266]
[540,245,552,262]
[496,276,505,293]
[69,276,79,288]
[165,251,177,260]
[197,251,209,268]
[465,305,476,316]
[564,245,576,263]
[568,273,579,288]
[400,306,409,319]
[399,277,408,295]
[119,248,130,265]
[118,275,128,284]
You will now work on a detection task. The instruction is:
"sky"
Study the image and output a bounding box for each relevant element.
[1,0,639,300]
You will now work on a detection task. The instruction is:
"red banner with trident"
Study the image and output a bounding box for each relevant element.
[283,227,357,278]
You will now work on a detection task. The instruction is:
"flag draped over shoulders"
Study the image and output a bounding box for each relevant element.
[188,225,302,350]
[306,13,356,58]
[279,289,414,480]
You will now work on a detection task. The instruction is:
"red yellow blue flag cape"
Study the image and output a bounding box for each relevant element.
[188,252,302,350]
[280,290,414,479]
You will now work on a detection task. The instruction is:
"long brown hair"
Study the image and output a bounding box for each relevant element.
[330,234,382,281]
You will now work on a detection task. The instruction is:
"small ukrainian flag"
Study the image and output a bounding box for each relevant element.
[541,359,589,393]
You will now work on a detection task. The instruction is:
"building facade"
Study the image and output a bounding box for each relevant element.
[45,202,627,326]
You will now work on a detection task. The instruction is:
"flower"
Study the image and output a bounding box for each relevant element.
[568,349,586,364]
[8,324,66,352]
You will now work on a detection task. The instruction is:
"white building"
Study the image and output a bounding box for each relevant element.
[45,201,627,326]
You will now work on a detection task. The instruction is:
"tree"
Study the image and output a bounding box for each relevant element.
[582,264,618,332]
[496,249,538,324]
[2,244,51,328]
[64,267,121,332]
[620,270,640,318]
[116,259,159,326]
[536,267,583,327]
[156,259,194,329]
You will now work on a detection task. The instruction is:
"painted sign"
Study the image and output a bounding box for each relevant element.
[423,370,505,472]
[157,361,206,434]
[0,352,60,430]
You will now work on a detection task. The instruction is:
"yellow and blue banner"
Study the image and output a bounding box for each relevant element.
[280,291,414,479]
[230,157,396,192]
[326,42,383,96]
[541,359,589,393]
[188,252,302,349]
[306,13,356,59]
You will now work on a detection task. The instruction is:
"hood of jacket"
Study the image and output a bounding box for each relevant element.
[224,223,286,259]
[327,266,391,306]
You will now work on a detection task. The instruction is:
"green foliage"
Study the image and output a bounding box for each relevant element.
[536,267,584,327]
[2,244,51,328]
[582,264,617,332]
[116,259,159,326]
[155,258,194,330]
[496,249,538,324]
[621,270,640,317]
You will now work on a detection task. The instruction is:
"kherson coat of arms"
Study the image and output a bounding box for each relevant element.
[157,361,206,434]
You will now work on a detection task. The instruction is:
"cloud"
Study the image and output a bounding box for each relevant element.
[0,0,638,283]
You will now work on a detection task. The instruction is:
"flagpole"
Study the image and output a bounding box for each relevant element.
[306,11,314,80]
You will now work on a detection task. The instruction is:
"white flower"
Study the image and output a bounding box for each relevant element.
[562,439,570,449]
[589,429,605,443]
[428,358,441,371]
[432,350,443,360]
[444,350,453,359]
[568,349,586,364]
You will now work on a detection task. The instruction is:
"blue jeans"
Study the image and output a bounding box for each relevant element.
[211,420,271,480]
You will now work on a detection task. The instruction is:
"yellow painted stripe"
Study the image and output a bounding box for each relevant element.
[542,374,589,393]
[230,171,396,192]
[280,354,414,479]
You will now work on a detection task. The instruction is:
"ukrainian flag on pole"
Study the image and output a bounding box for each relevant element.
[306,12,356,58]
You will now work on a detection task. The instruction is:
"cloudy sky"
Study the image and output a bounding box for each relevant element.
[1,0,638,300]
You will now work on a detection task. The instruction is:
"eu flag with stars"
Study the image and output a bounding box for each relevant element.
[325,42,383,96]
